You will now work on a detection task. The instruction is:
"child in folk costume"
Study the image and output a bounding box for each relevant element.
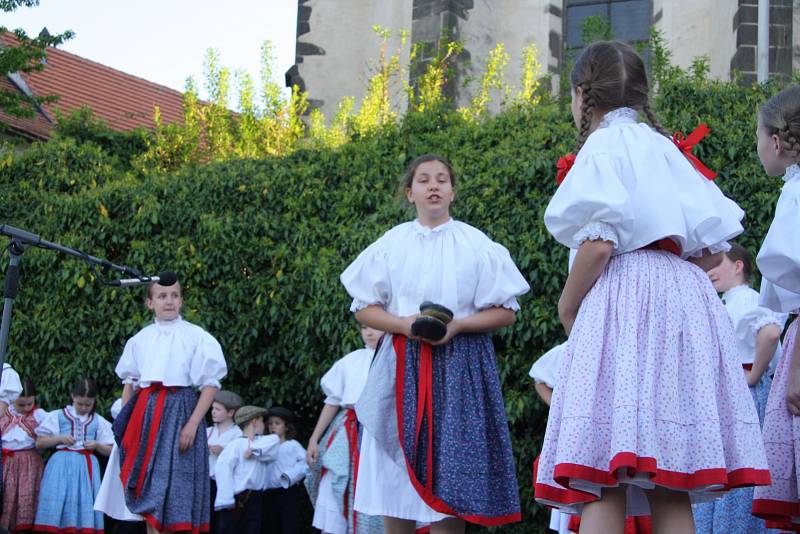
[262,407,307,534]
[208,390,243,532]
[534,41,769,534]
[113,273,227,534]
[94,397,146,534]
[694,243,786,533]
[34,377,114,534]
[340,154,530,533]
[214,406,279,534]
[0,378,46,533]
[751,85,800,532]
[305,324,384,534]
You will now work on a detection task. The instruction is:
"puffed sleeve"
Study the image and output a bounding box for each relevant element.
[33,408,48,424]
[280,440,308,488]
[320,358,345,406]
[528,343,565,389]
[544,151,633,250]
[110,399,123,420]
[340,239,392,312]
[115,337,141,385]
[0,365,22,405]
[95,415,115,445]
[250,435,280,462]
[757,186,800,292]
[739,306,787,344]
[189,332,227,389]
[473,242,530,311]
[35,410,60,437]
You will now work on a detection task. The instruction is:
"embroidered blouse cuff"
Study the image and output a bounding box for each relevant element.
[751,314,784,334]
[349,298,381,313]
[121,377,139,385]
[575,222,619,249]
[200,380,222,390]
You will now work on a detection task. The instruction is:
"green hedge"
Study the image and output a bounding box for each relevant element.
[0,68,796,532]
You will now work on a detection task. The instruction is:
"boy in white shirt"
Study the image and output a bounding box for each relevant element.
[214,406,279,534]
[207,390,243,532]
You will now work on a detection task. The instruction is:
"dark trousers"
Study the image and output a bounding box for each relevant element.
[217,490,264,534]
[261,485,303,534]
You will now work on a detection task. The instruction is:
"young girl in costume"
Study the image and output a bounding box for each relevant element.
[751,85,800,532]
[692,243,786,533]
[262,407,307,534]
[0,378,46,533]
[34,377,114,534]
[340,154,530,533]
[305,324,384,534]
[533,41,770,534]
[113,274,227,534]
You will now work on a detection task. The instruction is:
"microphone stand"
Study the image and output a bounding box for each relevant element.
[0,224,142,386]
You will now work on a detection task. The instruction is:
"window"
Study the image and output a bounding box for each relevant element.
[565,0,652,50]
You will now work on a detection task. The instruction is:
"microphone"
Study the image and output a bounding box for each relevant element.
[105,271,178,288]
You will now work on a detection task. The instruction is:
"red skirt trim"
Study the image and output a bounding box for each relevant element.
[32,526,103,534]
[393,336,521,527]
[753,498,800,531]
[535,451,771,506]
[141,512,209,534]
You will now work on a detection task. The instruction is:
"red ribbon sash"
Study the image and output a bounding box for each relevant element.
[555,153,576,185]
[672,124,717,180]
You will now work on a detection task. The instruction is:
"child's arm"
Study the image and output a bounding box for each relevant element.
[250,435,280,462]
[179,386,218,452]
[748,324,782,386]
[431,307,516,346]
[354,305,416,336]
[213,443,239,510]
[84,440,112,456]
[558,240,614,335]
[307,403,339,466]
[280,442,308,487]
[121,383,134,407]
[36,435,74,450]
[534,382,554,406]
[786,326,800,416]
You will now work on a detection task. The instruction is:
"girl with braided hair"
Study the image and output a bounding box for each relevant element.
[533,41,770,534]
[751,85,800,532]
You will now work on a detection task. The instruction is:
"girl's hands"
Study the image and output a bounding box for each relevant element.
[83,439,97,450]
[208,445,223,455]
[244,448,253,460]
[179,420,198,452]
[306,440,319,466]
[430,319,462,346]
[61,435,76,446]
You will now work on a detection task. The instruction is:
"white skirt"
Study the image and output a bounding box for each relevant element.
[312,472,347,534]
[353,428,450,523]
[93,443,142,521]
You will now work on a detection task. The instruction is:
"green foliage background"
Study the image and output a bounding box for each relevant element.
[0,33,797,532]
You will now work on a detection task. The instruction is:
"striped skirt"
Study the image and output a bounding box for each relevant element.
[113,386,209,534]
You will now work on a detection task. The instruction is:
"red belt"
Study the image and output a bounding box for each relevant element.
[742,363,753,371]
[1,447,34,466]
[68,449,95,481]
[119,383,175,496]
[321,408,361,529]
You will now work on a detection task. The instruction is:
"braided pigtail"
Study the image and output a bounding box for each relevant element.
[577,83,595,152]
[777,127,800,160]
[642,101,668,137]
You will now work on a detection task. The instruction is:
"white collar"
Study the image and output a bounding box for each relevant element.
[411,218,455,236]
[784,164,800,183]
[598,107,639,129]
[722,284,749,302]
[154,315,183,328]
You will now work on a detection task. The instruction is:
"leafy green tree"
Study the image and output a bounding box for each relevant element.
[0,0,73,118]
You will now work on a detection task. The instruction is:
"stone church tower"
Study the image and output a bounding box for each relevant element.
[287,0,799,118]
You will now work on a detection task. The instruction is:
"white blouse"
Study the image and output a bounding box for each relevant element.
[320,347,374,408]
[115,316,227,388]
[214,435,280,509]
[528,343,566,389]
[722,285,787,366]
[0,364,22,406]
[207,424,243,479]
[340,219,530,319]
[263,439,307,489]
[758,164,800,312]
[1,407,48,450]
[545,107,744,258]
[35,405,114,450]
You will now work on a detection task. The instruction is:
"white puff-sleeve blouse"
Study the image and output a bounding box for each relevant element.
[340,219,530,319]
[320,347,374,408]
[722,285,787,365]
[757,164,800,312]
[544,108,744,258]
[528,343,566,389]
[115,316,227,389]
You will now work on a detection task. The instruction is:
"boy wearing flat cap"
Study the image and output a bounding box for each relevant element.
[214,406,279,534]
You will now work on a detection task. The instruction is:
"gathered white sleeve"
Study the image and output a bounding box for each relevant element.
[95,415,115,446]
[340,240,392,312]
[320,359,345,406]
[213,442,240,510]
[757,188,800,292]
[544,151,633,251]
[280,441,308,488]
[528,343,565,389]
[0,365,22,405]
[473,242,530,312]
[189,333,227,389]
[33,408,48,424]
[115,338,141,385]
[249,435,280,462]
[740,306,787,342]
[35,411,60,437]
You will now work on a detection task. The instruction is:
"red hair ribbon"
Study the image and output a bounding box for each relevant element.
[672,124,717,180]
[555,153,576,185]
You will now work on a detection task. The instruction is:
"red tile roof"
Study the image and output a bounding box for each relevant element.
[0,32,185,140]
